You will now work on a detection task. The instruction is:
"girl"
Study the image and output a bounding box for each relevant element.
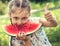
[5,0,58,46]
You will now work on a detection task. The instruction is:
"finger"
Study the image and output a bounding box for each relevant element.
[21,31,26,35]
[45,3,49,12]
[20,33,23,37]
[45,11,50,16]
[23,32,26,36]
[18,32,22,37]
[18,32,20,36]
[20,32,25,37]
[45,13,52,18]
[21,32,27,38]
[19,32,21,34]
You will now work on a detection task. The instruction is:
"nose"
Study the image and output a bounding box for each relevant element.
[17,20,22,25]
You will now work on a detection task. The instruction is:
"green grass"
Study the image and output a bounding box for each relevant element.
[52,42,60,46]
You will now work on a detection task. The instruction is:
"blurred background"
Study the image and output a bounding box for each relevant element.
[0,0,60,46]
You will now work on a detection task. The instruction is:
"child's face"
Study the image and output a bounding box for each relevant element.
[10,9,30,25]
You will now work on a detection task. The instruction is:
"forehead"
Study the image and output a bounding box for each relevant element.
[11,8,29,18]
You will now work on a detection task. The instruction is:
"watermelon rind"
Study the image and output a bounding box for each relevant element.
[3,23,42,36]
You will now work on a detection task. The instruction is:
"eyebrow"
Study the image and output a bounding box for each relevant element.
[13,17,19,19]
[13,17,28,19]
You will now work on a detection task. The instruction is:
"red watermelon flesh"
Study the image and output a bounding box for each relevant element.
[4,22,42,36]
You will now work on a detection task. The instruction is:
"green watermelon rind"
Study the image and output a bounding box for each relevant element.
[3,23,42,36]
[26,23,42,35]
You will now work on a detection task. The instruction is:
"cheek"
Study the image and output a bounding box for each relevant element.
[22,20,28,23]
[11,19,17,24]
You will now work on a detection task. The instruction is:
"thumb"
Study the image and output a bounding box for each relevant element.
[45,3,49,12]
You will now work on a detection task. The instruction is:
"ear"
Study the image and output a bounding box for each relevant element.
[8,10,11,17]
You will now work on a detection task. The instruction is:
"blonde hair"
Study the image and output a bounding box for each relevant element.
[9,0,30,15]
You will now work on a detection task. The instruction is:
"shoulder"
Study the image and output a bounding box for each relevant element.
[28,17,40,22]
[29,17,40,19]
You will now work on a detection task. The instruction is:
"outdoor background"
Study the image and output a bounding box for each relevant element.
[0,0,60,46]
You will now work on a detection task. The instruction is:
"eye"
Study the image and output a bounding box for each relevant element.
[22,17,28,20]
[13,17,19,20]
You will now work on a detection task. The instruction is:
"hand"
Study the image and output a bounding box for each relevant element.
[44,3,53,21]
[16,32,28,41]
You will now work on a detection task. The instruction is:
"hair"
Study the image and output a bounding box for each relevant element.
[8,0,30,15]
[8,0,30,25]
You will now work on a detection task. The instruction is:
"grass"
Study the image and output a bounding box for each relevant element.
[52,42,60,46]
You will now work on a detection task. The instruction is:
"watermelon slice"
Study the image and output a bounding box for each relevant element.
[3,21,42,36]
